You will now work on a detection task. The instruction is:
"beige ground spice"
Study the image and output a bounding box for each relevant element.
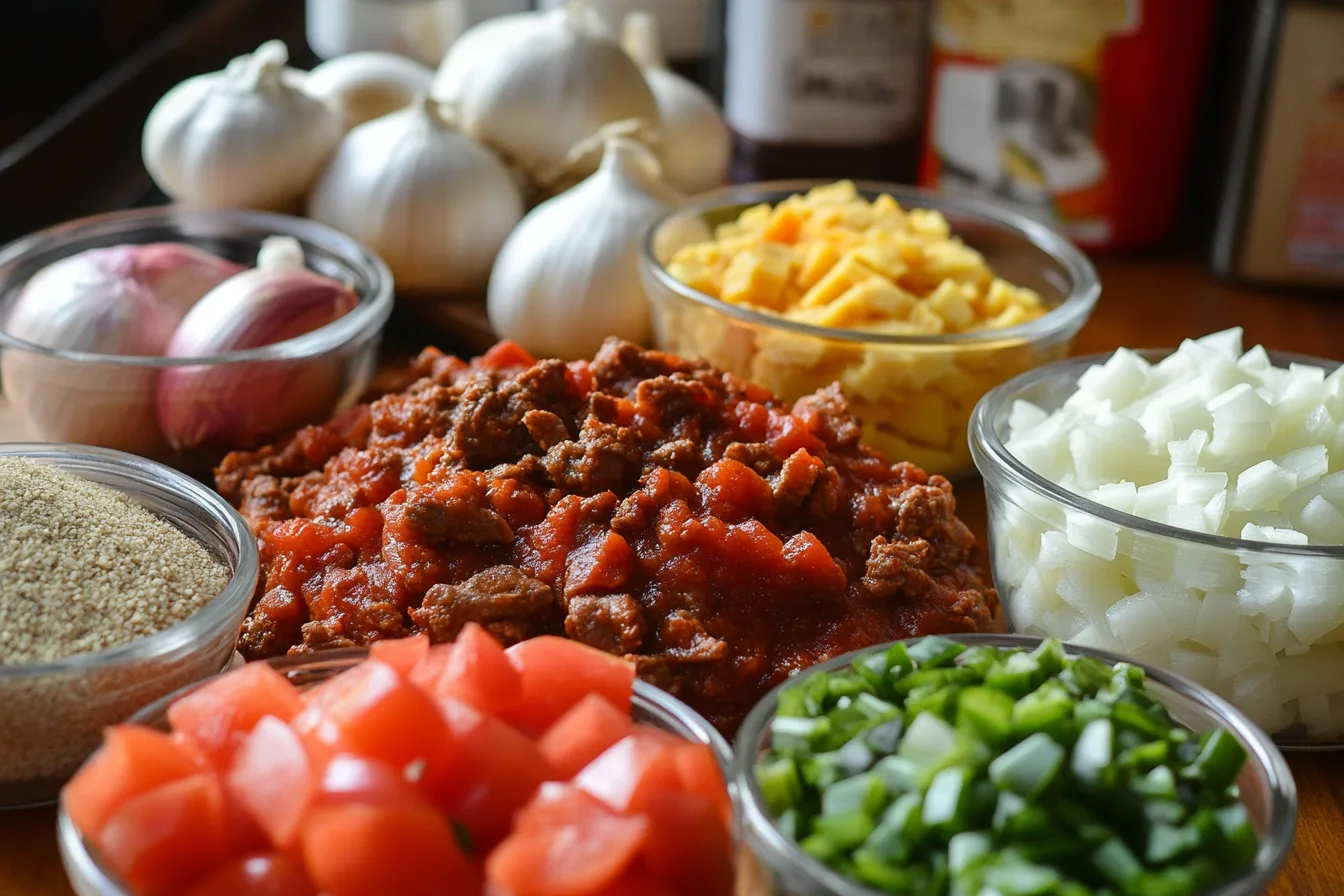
[0,457,228,665]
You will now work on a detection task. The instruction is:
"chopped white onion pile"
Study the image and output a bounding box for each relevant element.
[993,328,1344,739]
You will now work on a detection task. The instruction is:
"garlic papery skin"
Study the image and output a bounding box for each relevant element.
[0,243,241,456]
[432,11,544,105]
[487,137,681,360]
[143,40,342,211]
[621,13,729,195]
[307,51,436,131]
[307,96,524,295]
[157,238,360,450]
[454,3,659,182]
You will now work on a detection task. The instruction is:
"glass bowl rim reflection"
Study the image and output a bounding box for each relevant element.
[640,179,1101,347]
[0,443,258,679]
[970,348,1344,559]
[732,633,1297,896]
[56,648,735,896]
[0,206,394,367]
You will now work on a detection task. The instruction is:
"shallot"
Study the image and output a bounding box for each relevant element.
[157,236,359,450]
[0,243,240,455]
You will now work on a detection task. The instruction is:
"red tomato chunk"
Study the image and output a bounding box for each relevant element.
[61,628,733,896]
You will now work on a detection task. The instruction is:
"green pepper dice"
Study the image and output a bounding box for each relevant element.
[753,637,1261,895]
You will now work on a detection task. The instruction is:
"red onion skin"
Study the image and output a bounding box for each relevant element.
[157,269,359,450]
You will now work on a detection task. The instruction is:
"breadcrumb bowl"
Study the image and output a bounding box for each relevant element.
[0,444,257,808]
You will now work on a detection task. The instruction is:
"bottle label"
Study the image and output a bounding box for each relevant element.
[724,0,926,146]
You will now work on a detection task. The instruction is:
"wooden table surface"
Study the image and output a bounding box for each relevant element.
[1,256,1341,895]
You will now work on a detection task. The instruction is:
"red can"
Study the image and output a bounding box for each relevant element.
[918,0,1216,251]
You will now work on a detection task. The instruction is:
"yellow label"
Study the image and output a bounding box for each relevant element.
[934,0,1138,70]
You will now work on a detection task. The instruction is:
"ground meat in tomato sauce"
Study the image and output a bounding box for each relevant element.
[216,339,999,732]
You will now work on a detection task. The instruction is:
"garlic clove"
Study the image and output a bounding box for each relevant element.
[621,13,730,195]
[453,3,659,183]
[487,135,680,360]
[307,51,437,131]
[143,40,342,211]
[157,256,359,450]
[307,96,524,295]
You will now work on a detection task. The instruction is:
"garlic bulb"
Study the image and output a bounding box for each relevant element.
[0,243,241,456]
[453,3,659,182]
[308,97,524,295]
[143,40,342,211]
[487,137,680,359]
[157,236,360,450]
[307,52,436,131]
[432,11,543,104]
[621,13,729,195]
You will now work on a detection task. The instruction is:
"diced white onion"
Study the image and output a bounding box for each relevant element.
[994,329,1344,739]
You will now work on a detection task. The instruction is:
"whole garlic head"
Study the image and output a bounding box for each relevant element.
[308,96,524,295]
[143,40,342,211]
[454,3,659,183]
[307,51,436,131]
[487,137,681,360]
[621,13,730,195]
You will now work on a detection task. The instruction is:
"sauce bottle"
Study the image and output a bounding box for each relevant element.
[720,0,929,184]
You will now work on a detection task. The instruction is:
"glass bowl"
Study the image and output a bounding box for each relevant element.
[0,206,394,471]
[0,444,258,809]
[971,350,1344,747]
[639,181,1100,479]
[57,651,735,896]
[733,633,1297,896]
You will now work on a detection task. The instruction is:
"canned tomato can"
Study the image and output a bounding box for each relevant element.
[918,0,1216,251]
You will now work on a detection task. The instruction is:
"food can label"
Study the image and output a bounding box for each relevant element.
[919,0,1193,249]
[724,0,925,145]
[1286,84,1344,273]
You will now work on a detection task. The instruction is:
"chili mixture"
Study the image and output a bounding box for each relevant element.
[216,339,998,730]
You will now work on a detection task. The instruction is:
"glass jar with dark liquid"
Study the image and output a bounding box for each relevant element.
[718,0,929,184]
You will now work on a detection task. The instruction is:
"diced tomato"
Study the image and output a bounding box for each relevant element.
[574,733,682,814]
[671,742,733,826]
[513,783,612,836]
[221,785,271,855]
[781,531,847,591]
[167,663,304,768]
[407,643,456,694]
[637,789,734,896]
[98,774,229,896]
[485,808,647,896]
[502,637,635,735]
[592,864,679,896]
[565,532,634,594]
[423,623,522,715]
[537,694,635,780]
[316,755,427,812]
[226,717,316,849]
[368,634,429,676]
[428,698,555,847]
[62,725,206,839]
[292,660,451,773]
[184,852,316,896]
[694,458,774,522]
[479,340,535,371]
[300,804,478,896]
